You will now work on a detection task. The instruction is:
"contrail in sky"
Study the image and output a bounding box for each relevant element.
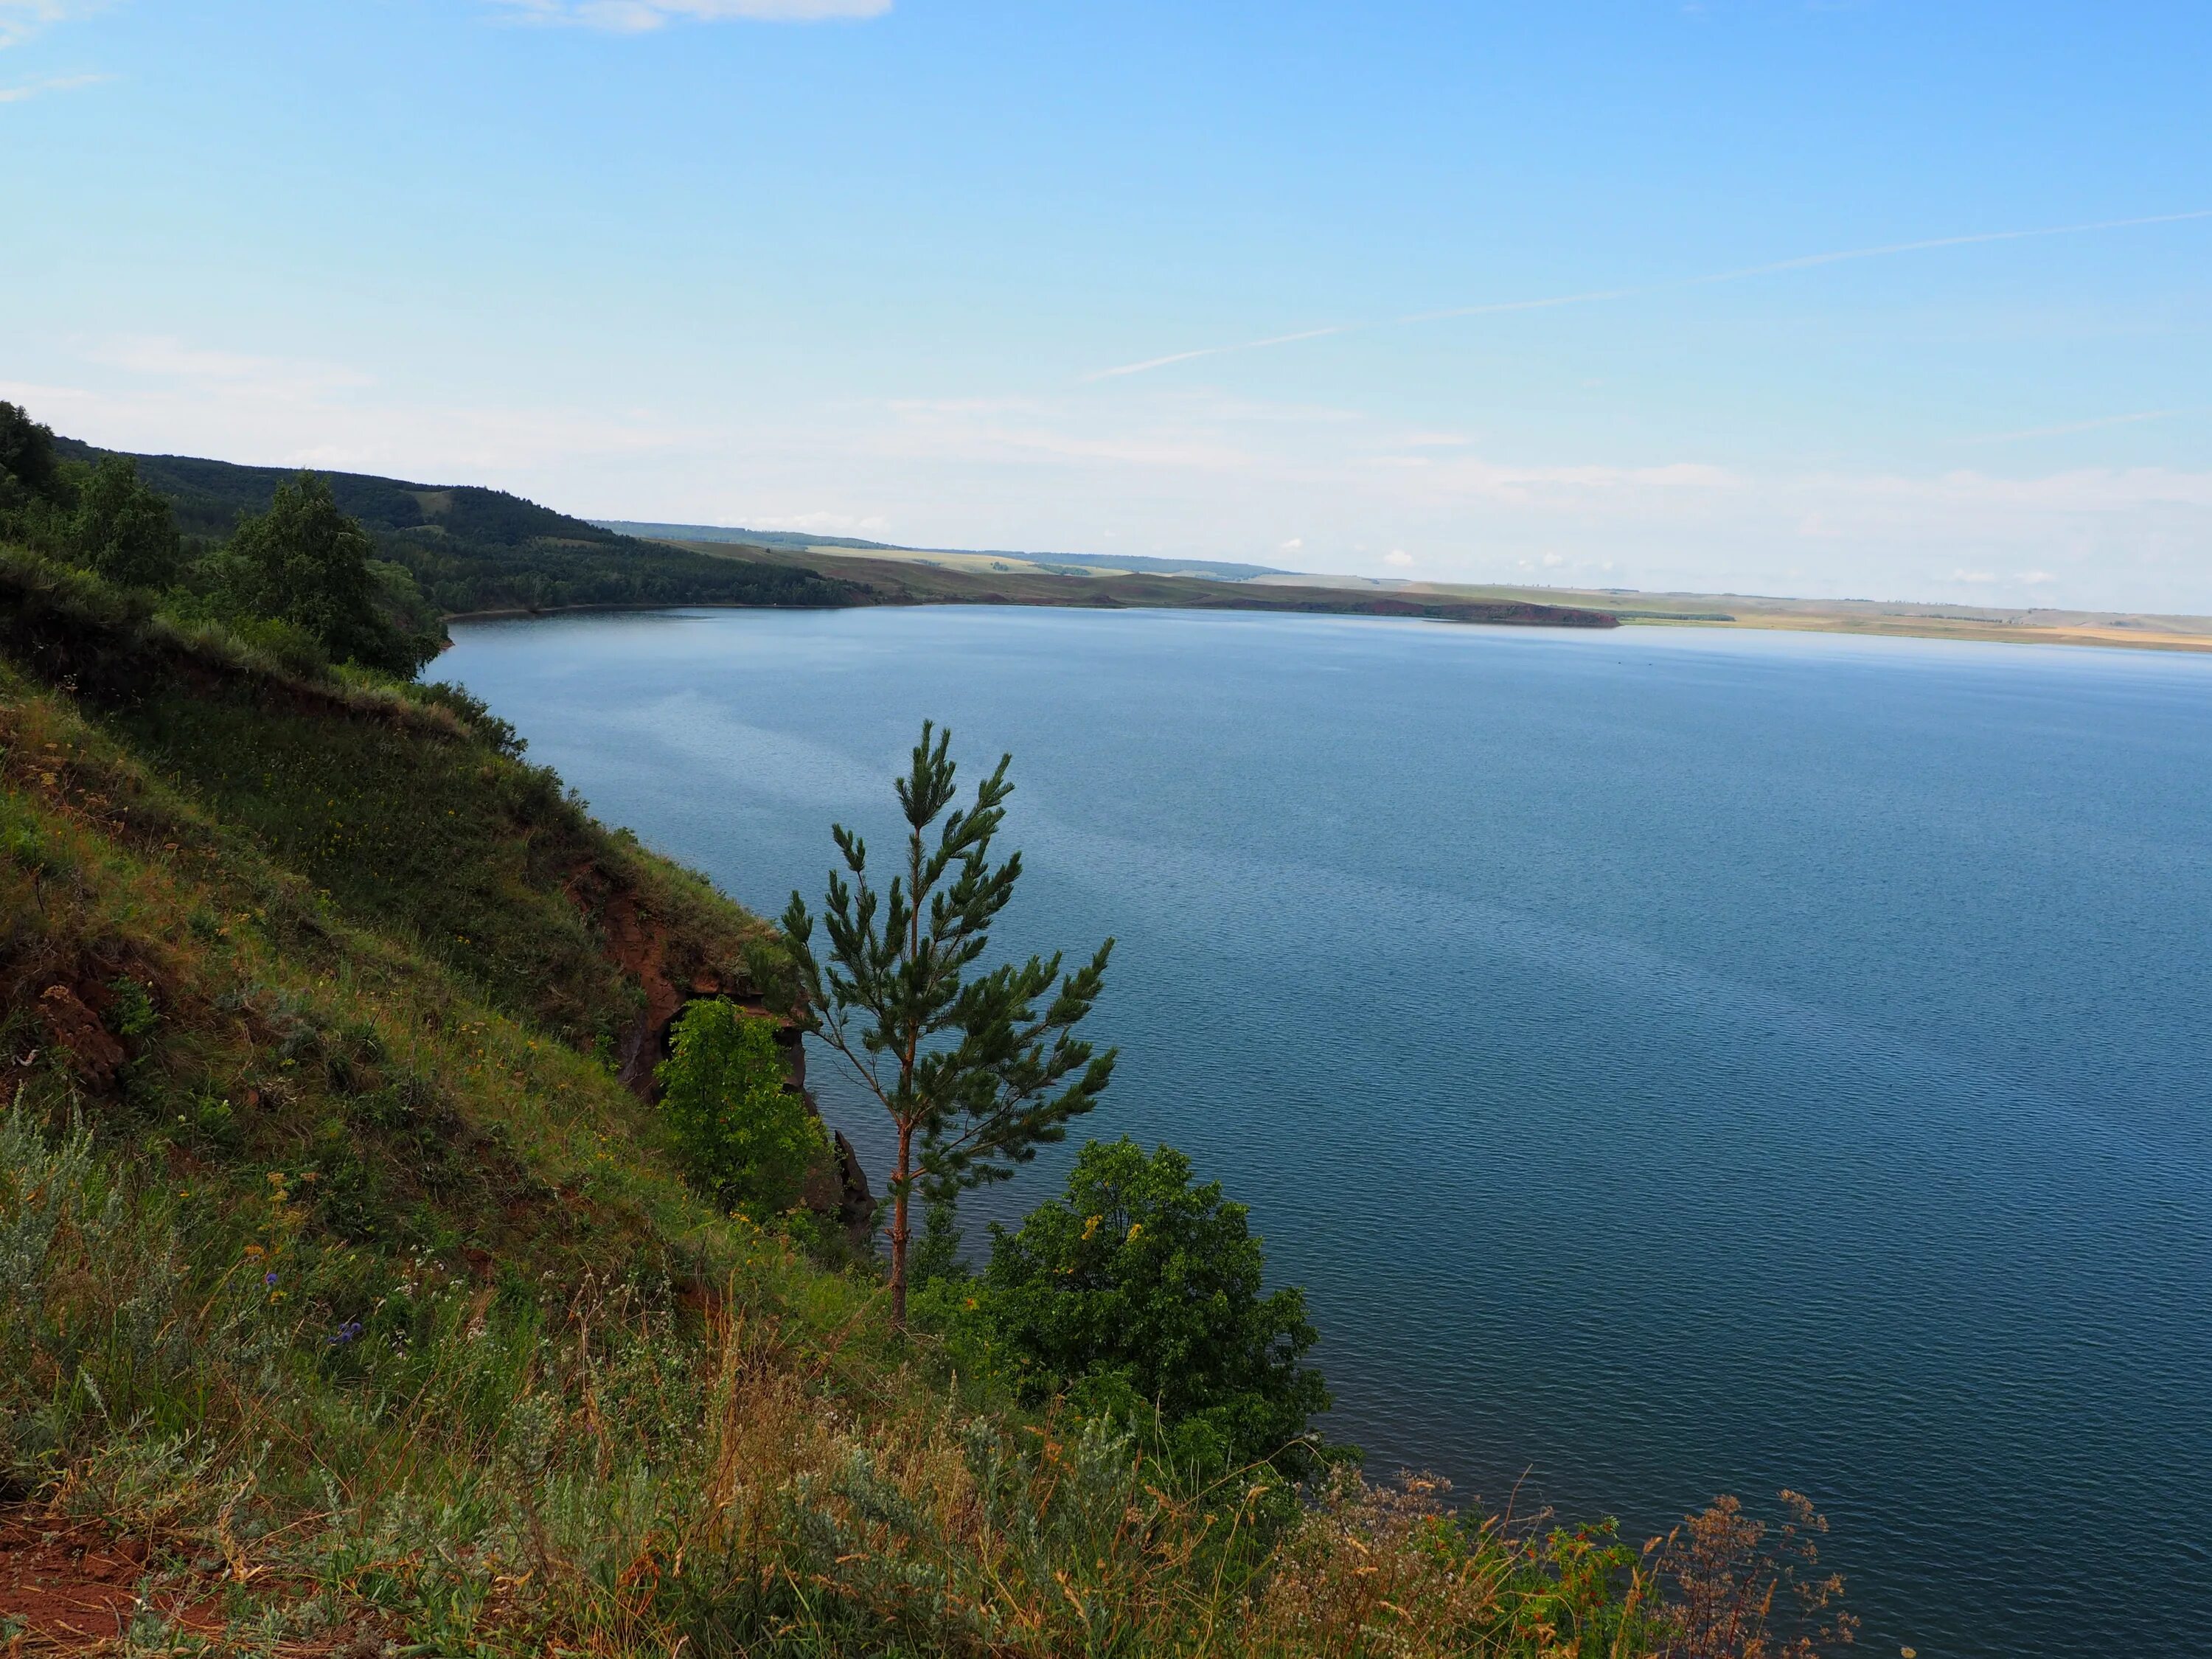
[1964,406,2209,445]
[1083,208,2212,382]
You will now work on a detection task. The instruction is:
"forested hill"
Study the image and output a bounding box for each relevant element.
[52,436,860,619]
[51,438,615,546]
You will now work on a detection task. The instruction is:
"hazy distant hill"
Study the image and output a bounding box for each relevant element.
[596,521,1289,582]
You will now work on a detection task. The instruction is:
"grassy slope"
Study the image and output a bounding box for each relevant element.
[0,549,1834,1657]
[0,549,771,1276]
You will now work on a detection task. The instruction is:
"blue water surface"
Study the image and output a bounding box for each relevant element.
[442,606,2212,1658]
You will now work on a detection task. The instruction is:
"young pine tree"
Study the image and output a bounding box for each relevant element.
[780,721,1116,1326]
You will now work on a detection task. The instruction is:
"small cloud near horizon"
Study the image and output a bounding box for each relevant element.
[490,0,889,30]
[0,70,107,100]
[1963,408,2205,445]
[1384,549,1413,568]
[751,509,891,535]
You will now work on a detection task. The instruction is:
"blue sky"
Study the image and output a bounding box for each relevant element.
[4,1,2209,608]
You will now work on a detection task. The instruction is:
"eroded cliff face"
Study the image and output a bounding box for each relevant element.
[575,872,873,1253]
[585,880,713,1095]
[0,560,880,1267]
[807,1129,877,1254]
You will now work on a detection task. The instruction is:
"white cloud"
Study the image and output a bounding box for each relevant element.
[490,0,889,29]
[752,509,890,535]
[0,70,105,100]
[1,365,709,484]
[1384,549,1413,568]
[879,395,1265,474]
[87,335,372,400]
[732,395,2212,605]
[1086,209,2212,381]
[1964,408,2202,445]
[1278,537,1304,552]
[0,2,107,51]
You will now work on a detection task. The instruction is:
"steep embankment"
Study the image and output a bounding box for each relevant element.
[0,549,869,1242]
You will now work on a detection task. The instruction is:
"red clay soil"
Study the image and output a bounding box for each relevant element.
[32,984,126,1090]
[0,1506,223,1652]
[593,885,692,1092]
[0,1506,392,1656]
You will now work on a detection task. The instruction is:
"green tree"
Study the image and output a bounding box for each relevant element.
[655,998,826,1216]
[780,722,1115,1326]
[975,1138,1330,1472]
[68,456,181,590]
[216,472,430,674]
[908,1189,967,1290]
[0,400,65,509]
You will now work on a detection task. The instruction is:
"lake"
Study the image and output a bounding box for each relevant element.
[443,605,2212,1659]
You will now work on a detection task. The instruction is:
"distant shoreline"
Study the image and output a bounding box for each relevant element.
[638,533,2212,657]
[440,594,2212,655]
[440,584,1621,633]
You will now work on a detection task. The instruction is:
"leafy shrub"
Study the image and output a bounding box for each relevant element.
[413,678,528,758]
[655,998,825,1215]
[218,613,332,676]
[949,1137,1331,1472]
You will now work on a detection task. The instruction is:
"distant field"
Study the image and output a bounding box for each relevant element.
[599,522,1285,582]
[1248,573,2212,653]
